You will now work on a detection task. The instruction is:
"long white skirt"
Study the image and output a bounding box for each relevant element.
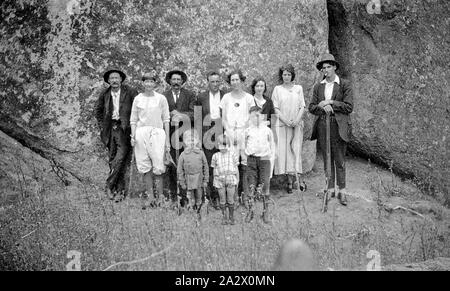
[273,124,303,175]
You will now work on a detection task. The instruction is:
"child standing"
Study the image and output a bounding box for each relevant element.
[244,106,275,224]
[211,135,239,225]
[177,130,209,211]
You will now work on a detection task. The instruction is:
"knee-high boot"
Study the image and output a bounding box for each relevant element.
[142,172,155,209]
[220,204,228,225]
[228,203,235,225]
[262,201,271,224]
[154,174,164,205]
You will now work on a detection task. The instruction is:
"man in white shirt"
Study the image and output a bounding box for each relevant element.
[95,69,138,202]
[195,71,226,209]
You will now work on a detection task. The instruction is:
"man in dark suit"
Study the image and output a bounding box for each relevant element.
[195,71,226,209]
[309,53,353,206]
[95,69,138,201]
[163,70,196,206]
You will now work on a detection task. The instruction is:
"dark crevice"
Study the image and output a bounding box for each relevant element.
[327,0,352,80]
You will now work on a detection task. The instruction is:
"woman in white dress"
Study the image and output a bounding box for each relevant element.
[271,64,306,193]
[219,69,254,165]
[219,69,254,205]
[130,72,171,209]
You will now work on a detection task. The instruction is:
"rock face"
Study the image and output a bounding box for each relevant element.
[0,0,327,189]
[2,0,448,204]
[328,0,450,204]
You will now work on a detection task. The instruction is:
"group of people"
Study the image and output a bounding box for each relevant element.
[95,52,354,225]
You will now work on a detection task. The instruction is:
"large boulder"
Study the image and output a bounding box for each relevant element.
[0,0,327,189]
[328,0,450,204]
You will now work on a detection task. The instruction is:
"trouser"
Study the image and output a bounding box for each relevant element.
[187,188,203,207]
[134,126,166,175]
[166,137,190,205]
[317,116,347,189]
[245,155,271,200]
[107,122,130,193]
[203,146,219,204]
[218,185,236,205]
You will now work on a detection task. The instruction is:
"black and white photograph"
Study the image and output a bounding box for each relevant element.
[0,0,449,277]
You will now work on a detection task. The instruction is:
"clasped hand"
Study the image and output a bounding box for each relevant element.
[319,100,334,114]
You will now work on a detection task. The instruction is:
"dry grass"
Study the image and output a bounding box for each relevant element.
[1,157,449,271]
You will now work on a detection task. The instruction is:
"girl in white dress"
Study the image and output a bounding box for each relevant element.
[271,64,306,194]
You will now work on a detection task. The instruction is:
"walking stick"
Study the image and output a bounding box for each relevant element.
[322,112,331,213]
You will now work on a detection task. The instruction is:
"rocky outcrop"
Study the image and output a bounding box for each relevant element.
[1,0,327,191]
[2,0,448,204]
[328,0,450,204]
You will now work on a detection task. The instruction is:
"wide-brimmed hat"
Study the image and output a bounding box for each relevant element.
[316,53,339,71]
[103,69,127,84]
[165,70,187,85]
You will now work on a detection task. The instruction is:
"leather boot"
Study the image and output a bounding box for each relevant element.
[337,191,348,206]
[262,201,271,224]
[154,174,164,206]
[228,204,235,225]
[221,205,228,225]
[142,172,155,209]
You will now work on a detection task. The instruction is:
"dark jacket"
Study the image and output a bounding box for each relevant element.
[309,77,353,142]
[95,84,138,147]
[163,88,196,122]
[195,89,226,120]
[195,90,226,154]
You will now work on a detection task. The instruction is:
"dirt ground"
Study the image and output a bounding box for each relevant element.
[1,150,449,271]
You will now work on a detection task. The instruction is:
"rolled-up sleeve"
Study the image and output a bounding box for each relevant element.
[161,97,170,123]
[130,98,139,125]
[271,86,280,110]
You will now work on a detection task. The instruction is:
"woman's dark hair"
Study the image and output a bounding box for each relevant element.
[142,72,159,83]
[249,105,262,114]
[278,64,296,83]
[226,69,246,84]
[250,77,267,96]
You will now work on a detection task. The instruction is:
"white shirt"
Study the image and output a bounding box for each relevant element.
[219,92,254,129]
[172,91,179,104]
[209,91,221,119]
[244,125,274,158]
[130,92,170,129]
[321,75,340,100]
[111,88,121,120]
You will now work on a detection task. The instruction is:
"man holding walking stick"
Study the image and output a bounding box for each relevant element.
[309,53,354,207]
[163,69,196,208]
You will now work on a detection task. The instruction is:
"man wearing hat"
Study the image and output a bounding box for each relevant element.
[163,69,196,206]
[95,69,138,201]
[309,53,353,206]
